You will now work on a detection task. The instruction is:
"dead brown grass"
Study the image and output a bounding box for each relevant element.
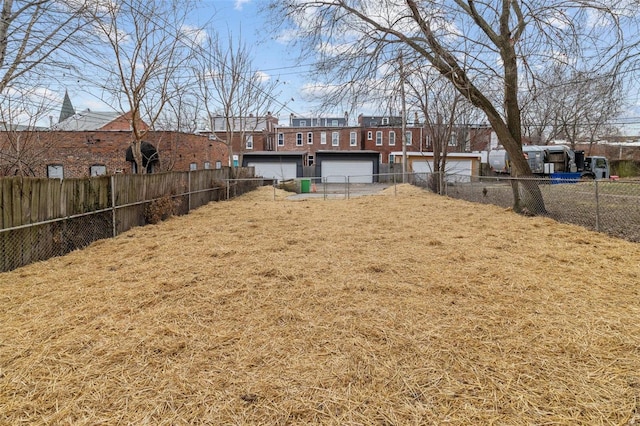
[2,184,640,425]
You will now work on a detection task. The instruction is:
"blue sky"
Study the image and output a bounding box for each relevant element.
[202,0,318,119]
[193,0,640,134]
[61,0,318,125]
[58,0,640,135]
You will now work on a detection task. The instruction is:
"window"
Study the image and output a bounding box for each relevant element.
[320,132,327,145]
[308,155,314,166]
[278,133,284,146]
[47,164,64,179]
[405,131,413,145]
[376,131,383,146]
[215,161,222,169]
[204,162,211,169]
[90,164,106,176]
[449,134,456,146]
[245,135,253,149]
[367,131,372,140]
[190,162,197,171]
[300,120,306,126]
[331,119,339,126]
[307,132,313,144]
[350,131,357,146]
[296,133,303,146]
[389,131,396,146]
[382,117,389,125]
[331,132,339,146]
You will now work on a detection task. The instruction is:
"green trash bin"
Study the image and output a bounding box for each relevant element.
[300,179,311,193]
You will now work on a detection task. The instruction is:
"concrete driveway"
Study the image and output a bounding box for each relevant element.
[286,182,393,200]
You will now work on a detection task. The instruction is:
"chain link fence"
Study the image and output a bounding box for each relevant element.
[411,172,640,243]
[1,172,263,272]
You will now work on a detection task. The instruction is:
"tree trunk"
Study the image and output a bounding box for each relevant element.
[488,115,546,214]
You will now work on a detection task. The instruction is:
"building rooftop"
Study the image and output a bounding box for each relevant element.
[51,109,123,131]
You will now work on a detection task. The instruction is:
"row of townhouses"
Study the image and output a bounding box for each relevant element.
[17,94,640,182]
[231,113,491,182]
[0,93,494,182]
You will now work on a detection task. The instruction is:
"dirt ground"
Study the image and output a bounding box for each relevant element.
[2,185,640,425]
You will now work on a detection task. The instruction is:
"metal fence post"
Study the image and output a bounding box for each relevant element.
[111,175,117,238]
[393,170,397,196]
[595,179,600,232]
[188,171,192,212]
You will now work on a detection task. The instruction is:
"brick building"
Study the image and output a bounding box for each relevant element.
[274,125,362,166]
[0,129,229,178]
[209,113,279,166]
[360,125,425,164]
[0,104,235,178]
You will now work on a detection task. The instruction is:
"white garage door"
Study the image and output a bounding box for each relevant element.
[321,160,373,183]
[248,162,297,181]
[411,161,434,174]
[412,160,473,182]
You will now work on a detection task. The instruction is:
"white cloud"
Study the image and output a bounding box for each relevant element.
[275,28,301,44]
[181,25,207,46]
[299,82,339,99]
[234,0,250,11]
[255,71,270,82]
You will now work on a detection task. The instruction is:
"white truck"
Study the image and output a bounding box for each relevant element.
[489,145,610,179]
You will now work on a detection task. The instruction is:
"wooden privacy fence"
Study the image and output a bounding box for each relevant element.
[0,168,259,272]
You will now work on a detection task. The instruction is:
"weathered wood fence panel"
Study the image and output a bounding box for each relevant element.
[112,172,191,234]
[190,169,227,208]
[0,177,112,271]
[0,168,260,272]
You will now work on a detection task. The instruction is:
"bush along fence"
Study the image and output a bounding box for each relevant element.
[410,172,640,243]
[0,168,260,272]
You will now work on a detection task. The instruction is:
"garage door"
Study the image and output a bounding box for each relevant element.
[412,160,473,182]
[321,160,373,183]
[248,162,297,181]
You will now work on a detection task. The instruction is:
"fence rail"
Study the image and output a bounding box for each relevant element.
[289,172,640,243]
[3,170,638,272]
[0,168,261,272]
[412,172,640,243]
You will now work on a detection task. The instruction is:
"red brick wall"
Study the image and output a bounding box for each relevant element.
[275,127,362,154]
[468,127,492,152]
[361,127,425,163]
[98,111,150,131]
[0,130,230,178]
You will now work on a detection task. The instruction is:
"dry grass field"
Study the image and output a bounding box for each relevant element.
[2,184,640,425]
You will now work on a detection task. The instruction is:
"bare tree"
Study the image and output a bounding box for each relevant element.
[0,0,94,95]
[550,71,622,152]
[268,0,640,214]
[405,68,471,194]
[90,0,197,173]
[521,65,623,149]
[0,0,91,176]
[152,85,203,172]
[193,29,282,170]
[0,90,54,176]
[0,0,96,174]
